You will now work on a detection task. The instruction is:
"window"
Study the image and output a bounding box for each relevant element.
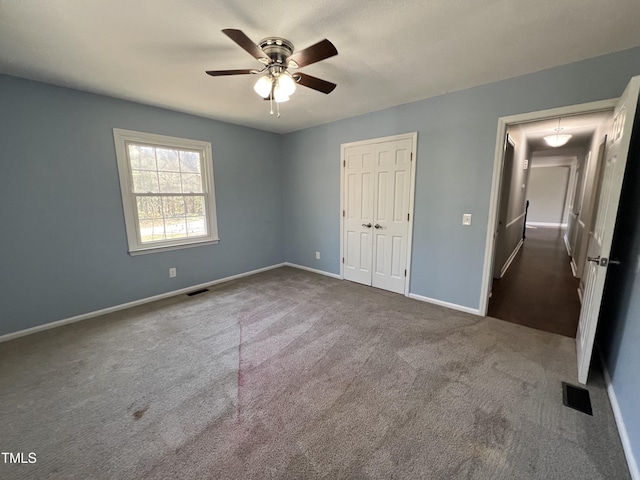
[113,129,219,255]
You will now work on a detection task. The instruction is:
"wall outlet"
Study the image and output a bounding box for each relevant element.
[315,251,321,260]
[169,267,177,278]
[462,214,472,226]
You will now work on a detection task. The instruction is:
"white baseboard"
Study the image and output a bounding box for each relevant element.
[408,293,481,316]
[499,239,523,278]
[563,234,572,256]
[286,264,481,318]
[284,262,341,279]
[526,222,568,228]
[598,349,640,480]
[0,263,287,343]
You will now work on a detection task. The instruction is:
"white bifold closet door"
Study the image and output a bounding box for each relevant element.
[343,138,412,294]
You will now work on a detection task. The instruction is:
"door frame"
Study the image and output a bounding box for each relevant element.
[339,132,418,296]
[479,99,617,316]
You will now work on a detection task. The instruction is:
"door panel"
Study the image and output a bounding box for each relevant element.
[576,76,640,384]
[344,144,375,285]
[371,139,412,293]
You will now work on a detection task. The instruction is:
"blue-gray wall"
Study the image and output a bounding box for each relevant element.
[0,75,284,336]
[281,47,640,310]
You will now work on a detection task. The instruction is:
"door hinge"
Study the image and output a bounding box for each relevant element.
[343,210,345,217]
[407,213,410,221]
[343,160,346,167]
[404,269,407,277]
[342,257,345,264]
[410,152,413,161]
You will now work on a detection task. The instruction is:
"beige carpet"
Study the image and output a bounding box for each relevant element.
[0,267,630,479]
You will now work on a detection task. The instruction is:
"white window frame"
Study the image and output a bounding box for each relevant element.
[113,128,219,255]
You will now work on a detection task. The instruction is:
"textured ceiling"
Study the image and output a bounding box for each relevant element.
[1,0,640,133]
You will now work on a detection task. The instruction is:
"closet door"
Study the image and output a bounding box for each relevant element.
[371,139,412,293]
[343,144,375,285]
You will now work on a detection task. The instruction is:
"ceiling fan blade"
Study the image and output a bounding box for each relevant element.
[222,29,270,64]
[286,39,337,68]
[205,69,255,77]
[294,73,336,94]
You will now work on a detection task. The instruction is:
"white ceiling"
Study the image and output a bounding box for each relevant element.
[1,1,640,134]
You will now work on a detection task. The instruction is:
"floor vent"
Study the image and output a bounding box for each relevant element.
[186,289,209,297]
[562,382,593,415]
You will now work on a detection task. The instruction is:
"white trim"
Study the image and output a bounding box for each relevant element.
[339,132,418,297]
[570,259,578,277]
[525,222,568,227]
[598,349,640,480]
[499,238,523,278]
[284,262,341,279]
[577,286,583,303]
[563,233,572,256]
[0,263,286,343]
[505,211,526,229]
[405,133,419,296]
[479,98,617,316]
[129,239,219,256]
[408,293,482,316]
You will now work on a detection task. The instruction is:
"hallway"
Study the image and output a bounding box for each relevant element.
[488,226,581,337]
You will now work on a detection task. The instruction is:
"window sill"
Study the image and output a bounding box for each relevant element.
[128,238,220,256]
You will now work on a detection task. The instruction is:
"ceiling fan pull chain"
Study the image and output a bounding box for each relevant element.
[270,89,274,116]
[277,101,281,118]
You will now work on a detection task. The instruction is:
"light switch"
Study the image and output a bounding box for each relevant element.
[462,214,472,226]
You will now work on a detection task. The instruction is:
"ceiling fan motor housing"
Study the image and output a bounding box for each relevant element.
[259,37,294,66]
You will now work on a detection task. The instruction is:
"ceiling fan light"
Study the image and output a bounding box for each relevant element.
[544,134,572,147]
[273,85,290,103]
[277,74,296,97]
[253,75,273,98]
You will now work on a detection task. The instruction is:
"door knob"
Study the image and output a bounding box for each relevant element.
[587,256,601,264]
[374,224,382,229]
[362,223,372,228]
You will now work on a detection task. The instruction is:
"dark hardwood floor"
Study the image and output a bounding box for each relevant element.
[488,226,581,338]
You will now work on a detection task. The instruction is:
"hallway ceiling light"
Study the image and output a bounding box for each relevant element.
[544,118,572,147]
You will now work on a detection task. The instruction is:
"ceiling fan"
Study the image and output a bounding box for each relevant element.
[206,29,338,116]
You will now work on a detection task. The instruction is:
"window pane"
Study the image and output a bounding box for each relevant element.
[165,218,188,239]
[184,196,205,217]
[139,219,158,242]
[180,151,201,173]
[132,170,159,193]
[162,196,186,218]
[187,216,206,237]
[136,196,163,219]
[163,196,187,239]
[128,144,142,170]
[158,172,182,193]
[139,218,166,243]
[181,173,203,193]
[156,148,180,172]
[129,145,157,171]
[151,219,166,241]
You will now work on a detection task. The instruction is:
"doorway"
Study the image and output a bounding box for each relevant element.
[339,132,417,295]
[484,108,614,337]
[481,75,640,385]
